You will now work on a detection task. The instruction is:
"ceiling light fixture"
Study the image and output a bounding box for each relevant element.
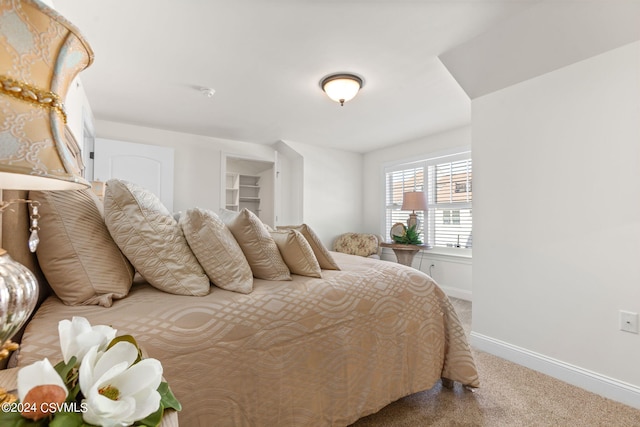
[320,73,364,106]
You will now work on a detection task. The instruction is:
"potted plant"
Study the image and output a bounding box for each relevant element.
[392,224,423,245]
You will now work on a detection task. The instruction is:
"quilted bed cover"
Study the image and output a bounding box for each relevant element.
[18,252,479,426]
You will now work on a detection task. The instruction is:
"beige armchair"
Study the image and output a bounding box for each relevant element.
[332,233,383,259]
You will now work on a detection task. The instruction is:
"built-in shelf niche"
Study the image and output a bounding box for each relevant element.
[225,172,239,211]
[224,156,274,225]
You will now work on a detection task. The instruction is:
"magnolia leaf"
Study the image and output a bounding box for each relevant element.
[134,405,163,427]
[0,409,46,426]
[133,381,181,426]
[53,356,77,386]
[106,335,142,364]
[49,411,93,427]
[158,382,182,411]
[66,380,81,402]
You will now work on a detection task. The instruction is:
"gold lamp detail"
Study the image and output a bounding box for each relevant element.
[320,73,364,106]
[0,0,93,191]
[0,0,94,357]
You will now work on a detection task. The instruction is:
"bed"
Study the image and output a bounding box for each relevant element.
[4,182,479,426]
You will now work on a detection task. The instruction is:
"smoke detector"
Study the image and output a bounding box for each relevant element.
[201,88,215,98]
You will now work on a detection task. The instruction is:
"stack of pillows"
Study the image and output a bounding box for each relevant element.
[29,179,340,308]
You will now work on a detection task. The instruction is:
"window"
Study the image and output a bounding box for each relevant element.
[442,210,461,225]
[385,162,425,239]
[384,152,472,251]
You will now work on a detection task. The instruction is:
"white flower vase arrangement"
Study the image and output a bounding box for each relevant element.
[0,317,181,426]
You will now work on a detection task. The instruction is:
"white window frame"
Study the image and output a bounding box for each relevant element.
[382,148,472,258]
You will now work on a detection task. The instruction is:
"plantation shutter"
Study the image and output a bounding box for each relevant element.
[384,152,472,250]
[384,162,425,241]
[426,157,472,248]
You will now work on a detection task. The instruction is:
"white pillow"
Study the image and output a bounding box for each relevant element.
[103,179,210,296]
[180,208,253,294]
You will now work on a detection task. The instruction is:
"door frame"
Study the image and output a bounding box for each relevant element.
[221,152,277,226]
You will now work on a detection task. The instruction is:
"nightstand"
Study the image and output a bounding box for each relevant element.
[380,242,429,267]
[0,367,17,393]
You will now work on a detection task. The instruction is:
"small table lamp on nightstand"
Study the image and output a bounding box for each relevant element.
[401,191,428,229]
[0,0,94,361]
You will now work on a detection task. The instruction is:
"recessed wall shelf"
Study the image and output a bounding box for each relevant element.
[225,173,261,214]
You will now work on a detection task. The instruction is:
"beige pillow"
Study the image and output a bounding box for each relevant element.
[180,208,253,294]
[29,189,134,307]
[225,209,291,281]
[103,179,210,296]
[270,230,322,278]
[277,224,340,270]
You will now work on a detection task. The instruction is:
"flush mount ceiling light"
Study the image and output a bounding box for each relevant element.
[320,73,364,106]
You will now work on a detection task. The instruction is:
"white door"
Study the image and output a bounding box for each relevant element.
[94,138,175,211]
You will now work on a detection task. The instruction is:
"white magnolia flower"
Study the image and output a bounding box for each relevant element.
[17,358,68,420]
[79,341,163,427]
[59,316,117,365]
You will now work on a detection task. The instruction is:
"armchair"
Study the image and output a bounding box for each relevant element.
[332,233,383,259]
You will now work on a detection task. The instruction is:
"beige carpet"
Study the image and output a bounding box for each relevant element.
[351,298,640,426]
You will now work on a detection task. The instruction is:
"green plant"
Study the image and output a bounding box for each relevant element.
[392,224,422,244]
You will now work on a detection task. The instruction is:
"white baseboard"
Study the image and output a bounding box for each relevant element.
[439,285,472,301]
[470,332,640,410]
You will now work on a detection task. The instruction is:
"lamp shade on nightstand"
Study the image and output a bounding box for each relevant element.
[401,191,428,211]
[0,0,94,191]
[401,191,427,228]
[0,0,94,355]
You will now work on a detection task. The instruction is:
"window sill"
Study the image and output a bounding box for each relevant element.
[426,248,471,258]
[382,247,472,264]
[420,249,472,265]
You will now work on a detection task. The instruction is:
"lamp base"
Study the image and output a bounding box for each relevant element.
[0,340,18,361]
[407,213,418,229]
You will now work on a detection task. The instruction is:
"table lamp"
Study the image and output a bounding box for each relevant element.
[0,0,93,358]
[401,191,428,229]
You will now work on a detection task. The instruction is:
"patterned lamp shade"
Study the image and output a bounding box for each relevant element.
[0,0,94,355]
[0,0,94,190]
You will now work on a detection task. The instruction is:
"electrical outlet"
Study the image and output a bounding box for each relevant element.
[619,310,639,334]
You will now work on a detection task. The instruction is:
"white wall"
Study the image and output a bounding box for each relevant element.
[363,127,473,299]
[65,78,92,147]
[380,251,472,300]
[94,123,362,246]
[472,41,640,406]
[94,120,276,213]
[280,140,363,246]
[274,141,304,227]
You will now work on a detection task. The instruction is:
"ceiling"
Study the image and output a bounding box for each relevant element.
[52,0,541,153]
